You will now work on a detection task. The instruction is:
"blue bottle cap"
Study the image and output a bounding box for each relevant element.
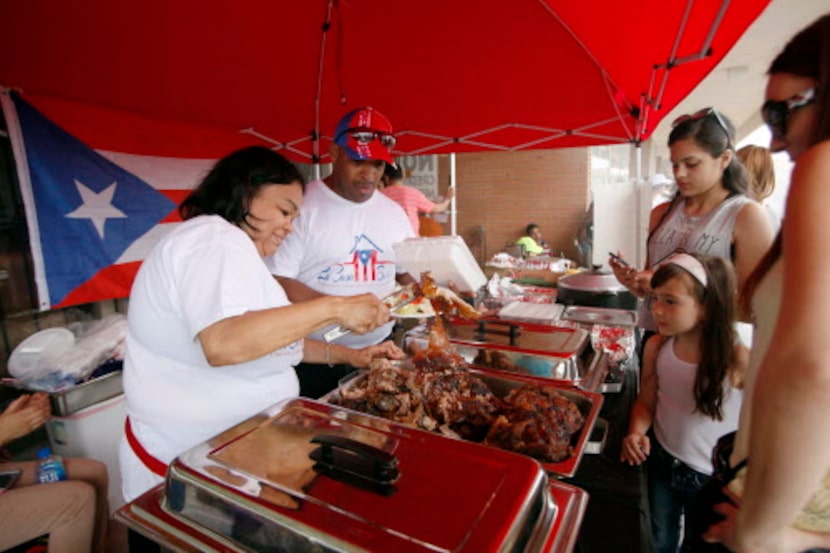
[36,447,53,459]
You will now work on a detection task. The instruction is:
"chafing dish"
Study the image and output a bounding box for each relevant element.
[404,319,605,391]
[325,366,603,478]
[117,398,589,552]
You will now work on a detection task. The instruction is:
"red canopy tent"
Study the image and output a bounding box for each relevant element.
[1,0,770,161]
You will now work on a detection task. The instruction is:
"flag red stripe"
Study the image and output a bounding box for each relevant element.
[53,262,142,308]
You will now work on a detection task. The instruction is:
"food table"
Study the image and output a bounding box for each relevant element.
[116,282,651,552]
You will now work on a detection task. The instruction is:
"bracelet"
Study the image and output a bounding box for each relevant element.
[326,342,334,367]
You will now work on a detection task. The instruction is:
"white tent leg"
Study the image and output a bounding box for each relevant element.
[449,152,457,236]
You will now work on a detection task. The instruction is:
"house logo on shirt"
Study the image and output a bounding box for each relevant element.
[317,234,395,284]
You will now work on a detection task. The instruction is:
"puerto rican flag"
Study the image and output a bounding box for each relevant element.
[1,92,218,310]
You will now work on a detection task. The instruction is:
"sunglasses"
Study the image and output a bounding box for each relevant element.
[339,128,397,149]
[761,87,816,139]
[672,107,733,150]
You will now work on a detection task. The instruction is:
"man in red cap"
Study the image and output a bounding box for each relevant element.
[267,106,415,398]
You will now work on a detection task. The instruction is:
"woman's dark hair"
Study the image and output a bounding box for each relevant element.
[651,253,738,420]
[743,14,830,313]
[383,162,404,183]
[178,146,304,224]
[525,223,539,235]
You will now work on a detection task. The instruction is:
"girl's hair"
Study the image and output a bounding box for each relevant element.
[647,110,749,258]
[743,14,830,312]
[651,253,738,420]
[736,145,775,201]
[179,146,304,224]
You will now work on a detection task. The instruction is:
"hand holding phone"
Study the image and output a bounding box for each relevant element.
[608,252,630,268]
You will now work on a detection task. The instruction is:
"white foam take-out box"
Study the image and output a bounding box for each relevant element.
[393,236,487,293]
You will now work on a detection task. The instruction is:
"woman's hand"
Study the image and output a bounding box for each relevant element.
[0,393,51,446]
[608,254,653,298]
[344,340,406,369]
[337,293,391,334]
[620,432,650,465]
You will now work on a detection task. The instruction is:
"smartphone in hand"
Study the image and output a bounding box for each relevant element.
[608,252,630,268]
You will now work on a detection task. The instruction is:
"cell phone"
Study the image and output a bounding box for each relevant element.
[608,252,630,268]
[0,469,21,493]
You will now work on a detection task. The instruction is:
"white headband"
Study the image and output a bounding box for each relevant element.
[665,253,708,288]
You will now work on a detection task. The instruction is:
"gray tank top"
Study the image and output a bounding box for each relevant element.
[639,194,752,331]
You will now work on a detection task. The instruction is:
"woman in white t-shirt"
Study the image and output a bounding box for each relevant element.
[119,146,404,503]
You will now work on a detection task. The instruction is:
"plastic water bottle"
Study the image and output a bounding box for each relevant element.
[36,447,67,483]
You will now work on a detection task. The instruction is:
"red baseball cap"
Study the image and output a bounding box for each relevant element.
[334,107,395,163]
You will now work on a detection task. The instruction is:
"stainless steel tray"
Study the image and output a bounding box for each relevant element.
[157,398,561,552]
[1,370,124,416]
[560,305,639,327]
[117,477,589,553]
[326,366,603,478]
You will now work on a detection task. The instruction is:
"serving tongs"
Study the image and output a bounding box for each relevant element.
[322,283,422,343]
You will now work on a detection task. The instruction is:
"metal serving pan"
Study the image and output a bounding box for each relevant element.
[403,320,598,389]
[139,398,571,552]
[116,478,588,553]
[325,365,603,478]
[0,369,123,416]
[560,305,638,327]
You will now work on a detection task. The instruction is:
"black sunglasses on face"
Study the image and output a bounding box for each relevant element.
[672,107,733,151]
[761,88,816,139]
[338,128,397,149]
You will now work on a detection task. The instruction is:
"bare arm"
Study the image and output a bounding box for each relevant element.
[303,339,406,368]
[608,203,671,297]
[732,199,775,320]
[735,142,830,550]
[620,335,660,465]
[0,393,50,446]
[198,294,389,366]
[275,276,325,302]
[430,186,455,213]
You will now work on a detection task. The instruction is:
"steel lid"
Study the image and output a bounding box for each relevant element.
[171,398,554,552]
[557,266,628,293]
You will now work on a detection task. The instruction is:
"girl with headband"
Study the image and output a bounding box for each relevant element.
[621,252,747,553]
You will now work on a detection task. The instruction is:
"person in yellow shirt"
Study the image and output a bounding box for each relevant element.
[515,223,547,256]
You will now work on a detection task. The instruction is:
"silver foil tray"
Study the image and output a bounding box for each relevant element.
[560,305,638,327]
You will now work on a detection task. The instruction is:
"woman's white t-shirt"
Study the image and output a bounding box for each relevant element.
[120,215,302,501]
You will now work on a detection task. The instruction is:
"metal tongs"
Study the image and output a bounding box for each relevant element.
[322,283,421,343]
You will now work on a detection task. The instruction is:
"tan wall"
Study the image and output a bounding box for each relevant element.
[434,148,592,263]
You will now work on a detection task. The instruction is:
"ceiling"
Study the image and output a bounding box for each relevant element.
[650,0,827,150]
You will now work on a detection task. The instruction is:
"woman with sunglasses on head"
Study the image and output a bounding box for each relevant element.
[609,107,774,351]
[703,14,830,553]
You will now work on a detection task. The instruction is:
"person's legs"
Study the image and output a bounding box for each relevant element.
[65,457,109,552]
[648,442,682,553]
[675,463,710,552]
[0,480,96,553]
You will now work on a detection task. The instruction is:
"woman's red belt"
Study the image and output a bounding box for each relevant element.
[124,417,167,477]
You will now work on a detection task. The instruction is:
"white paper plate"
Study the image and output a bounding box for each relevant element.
[8,328,75,378]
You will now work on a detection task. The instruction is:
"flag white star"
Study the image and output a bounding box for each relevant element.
[65,179,127,239]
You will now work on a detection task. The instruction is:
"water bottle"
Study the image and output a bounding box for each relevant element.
[36,447,67,484]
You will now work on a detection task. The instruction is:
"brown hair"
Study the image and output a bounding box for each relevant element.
[736,145,775,201]
[742,14,830,313]
[651,254,738,420]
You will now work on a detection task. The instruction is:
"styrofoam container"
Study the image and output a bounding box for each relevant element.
[393,236,486,293]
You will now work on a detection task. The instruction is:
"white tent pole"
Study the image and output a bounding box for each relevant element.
[631,143,645,267]
[449,152,457,236]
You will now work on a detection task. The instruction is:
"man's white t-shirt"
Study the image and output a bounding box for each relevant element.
[268,179,415,348]
[120,215,302,501]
